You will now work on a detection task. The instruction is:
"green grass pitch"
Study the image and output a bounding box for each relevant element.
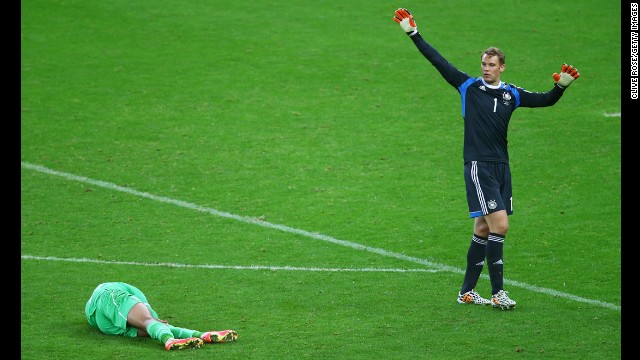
[22,1,621,359]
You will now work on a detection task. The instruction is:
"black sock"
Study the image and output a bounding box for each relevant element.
[460,234,487,294]
[486,232,505,295]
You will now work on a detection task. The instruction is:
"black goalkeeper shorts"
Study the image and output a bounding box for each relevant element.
[464,160,513,218]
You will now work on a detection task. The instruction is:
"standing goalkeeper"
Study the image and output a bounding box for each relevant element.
[392,8,580,310]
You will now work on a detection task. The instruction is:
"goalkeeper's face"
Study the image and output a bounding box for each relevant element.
[481,54,505,86]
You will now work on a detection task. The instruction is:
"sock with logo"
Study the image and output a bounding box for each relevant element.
[166,325,201,339]
[486,232,505,295]
[460,234,488,294]
[146,320,175,344]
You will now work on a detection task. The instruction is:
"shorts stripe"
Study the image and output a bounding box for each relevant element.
[110,290,129,323]
[470,161,487,215]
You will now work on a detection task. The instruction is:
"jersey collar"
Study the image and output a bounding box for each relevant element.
[480,78,504,89]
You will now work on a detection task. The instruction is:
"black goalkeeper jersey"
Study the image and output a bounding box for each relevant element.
[409,33,566,163]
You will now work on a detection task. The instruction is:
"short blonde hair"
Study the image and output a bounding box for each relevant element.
[482,47,505,65]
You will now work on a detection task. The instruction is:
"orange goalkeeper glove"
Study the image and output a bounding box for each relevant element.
[394,8,418,36]
[553,64,580,89]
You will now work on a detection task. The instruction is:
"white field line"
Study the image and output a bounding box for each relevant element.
[20,255,439,273]
[21,161,621,311]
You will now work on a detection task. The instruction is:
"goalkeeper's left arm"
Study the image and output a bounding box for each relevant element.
[553,63,580,89]
[517,64,581,107]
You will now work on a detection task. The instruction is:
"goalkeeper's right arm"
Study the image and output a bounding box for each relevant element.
[393,9,470,90]
[393,8,418,36]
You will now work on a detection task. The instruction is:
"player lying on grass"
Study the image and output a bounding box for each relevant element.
[85,282,238,350]
[393,8,580,310]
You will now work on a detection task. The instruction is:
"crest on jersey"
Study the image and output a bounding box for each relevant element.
[487,199,497,210]
[501,92,513,106]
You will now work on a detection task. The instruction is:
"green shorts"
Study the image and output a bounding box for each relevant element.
[85,282,159,337]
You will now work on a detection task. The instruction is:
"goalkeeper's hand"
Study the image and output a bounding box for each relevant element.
[553,64,580,88]
[394,8,418,36]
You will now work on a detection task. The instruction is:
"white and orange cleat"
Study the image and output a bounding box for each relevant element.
[457,289,491,305]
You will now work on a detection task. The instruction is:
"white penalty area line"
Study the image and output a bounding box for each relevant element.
[20,255,439,273]
[603,112,621,117]
[21,161,620,312]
